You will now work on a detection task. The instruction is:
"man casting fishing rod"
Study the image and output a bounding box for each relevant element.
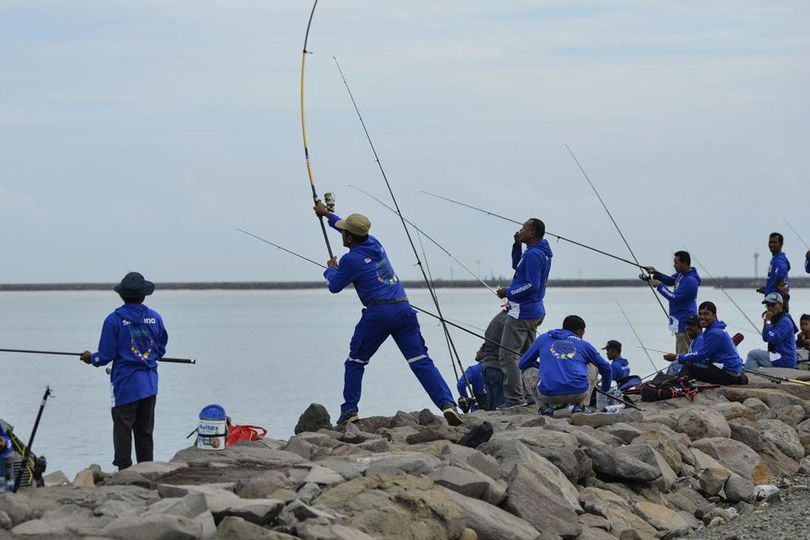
[80,272,168,470]
[313,201,462,426]
[643,250,701,355]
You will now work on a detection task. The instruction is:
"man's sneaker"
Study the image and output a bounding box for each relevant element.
[336,411,359,426]
[540,406,555,417]
[442,405,463,426]
[571,405,586,414]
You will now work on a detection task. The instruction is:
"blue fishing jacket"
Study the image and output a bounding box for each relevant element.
[805,253,809,274]
[611,357,630,381]
[762,313,798,368]
[654,268,701,333]
[519,329,612,396]
[0,422,10,459]
[677,320,742,374]
[324,214,408,306]
[764,252,790,295]
[505,239,553,320]
[90,303,168,407]
[668,332,704,376]
[457,364,485,412]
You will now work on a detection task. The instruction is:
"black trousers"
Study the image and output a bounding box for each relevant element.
[111,395,156,469]
[680,362,748,386]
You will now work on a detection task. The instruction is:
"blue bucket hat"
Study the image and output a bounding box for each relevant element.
[114,272,155,296]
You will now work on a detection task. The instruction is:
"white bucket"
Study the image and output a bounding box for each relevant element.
[196,404,227,450]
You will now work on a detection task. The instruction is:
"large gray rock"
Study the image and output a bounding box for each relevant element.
[600,423,643,444]
[697,467,730,496]
[172,442,309,468]
[743,397,776,419]
[631,431,684,474]
[363,451,441,476]
[714,401,756,421]
[759,419,804,460]
[211,499,284,526]
[0,493,32,526]
[633,501,691,536]
[105,468,151,488]
[42,470,70,487]
[213,516,296,539]
[303,465,344,486]
[586,443,663,482]
[728,417,764,451]
[569,409,643,428]
[11,505,97,537]
[103,514,202,539]
[235,470,289,498]
[128,461,189,480]
[533,445,593,482]
[691,437,770,483]
[579,487,658,539]
[446,490,542,540]
[295,403,332,434]
[724,473,755,503]
[499,442,581,510]
[429,465,493,499]
[673,408,731,441]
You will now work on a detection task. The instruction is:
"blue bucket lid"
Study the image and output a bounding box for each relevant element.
[199,404,226,421]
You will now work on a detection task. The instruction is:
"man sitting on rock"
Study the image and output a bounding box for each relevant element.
[667,316,703,376]
[456,352,486,413]
[745,292,798,369]
[518,315,612,416]
[663,301,747,385]
[796,313,810,365]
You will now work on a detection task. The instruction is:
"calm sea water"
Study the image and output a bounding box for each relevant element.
[1,286,806,477]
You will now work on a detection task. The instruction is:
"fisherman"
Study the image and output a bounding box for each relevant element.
[479,309,510,410]
[0,421,11,491]
[667,315,703,376]
[663,301,747,385]
[806,250,810,274]
[456,355,486,413]
[745,293,798,369]
[756,233,790,298]
[313,201,462,426]
[643,250,700,354]
[797,314,810,364]
[518,315,612,416]
[495,218,553,408]
[80,272,168,470]
[602,340,630,382]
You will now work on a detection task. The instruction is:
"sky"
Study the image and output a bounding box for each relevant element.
[1,0,808,284]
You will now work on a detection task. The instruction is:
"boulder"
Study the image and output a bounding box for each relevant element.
[456,421,494,448]
[213,516,296,539]
[742,397,776,419]
[569,409,643,428]
[211,499,284,526]
[759,440,801,478]
[774,404,805,426]
[128,461,189,480]
[363,452,441,476]
[631,431,682,474]
[406,426,461,445]
[663,486,711,514]
[42,470,70,487]
[11,505,97,537]
[633,501,691,536]
[105,468,151,488]
[303,465,344,486]
[102,514,202,539]
[728,417,764,451]
[714,401,756,421]
[390,411,418,428]
[499,442,581,511]
[71,468,95,487]
[446,490,542,540]
[758,419,804,460]
[0,493,32,526]
[724,473,754,503]
[586,443,663,482]
[691,437,770,483]
[533,446,593,482]
[505,463,581,537]
[697,467,730,497]
[600,423,643,444]
[429,465,492,500]
[295,403,332,434]
[235,470,289,498]
[672,408,730,441]
[171,442,309,468]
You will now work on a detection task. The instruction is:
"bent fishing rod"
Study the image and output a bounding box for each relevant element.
[13,385,51,493]
[743,368,810,387]
[349,184,497,296]
[0,348,195,364]
[691,256,760,334]
[615,299,658,373]
[299,0,334,259]
[332,57,471,391]
[421,191,649,270]
[565,145,668,319]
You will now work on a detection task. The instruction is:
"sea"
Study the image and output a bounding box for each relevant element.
[1,285,806,478]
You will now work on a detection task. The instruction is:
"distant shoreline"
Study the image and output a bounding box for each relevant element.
[1,277,807,291]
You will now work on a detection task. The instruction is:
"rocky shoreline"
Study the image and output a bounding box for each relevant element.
[3,381,810,539]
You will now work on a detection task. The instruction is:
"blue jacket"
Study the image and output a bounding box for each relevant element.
[519,329,612,396]
[611,357,630,381]
[668,332,704,376]
[654,268,701,333]
[805,253,809,274]
[0,422,11,459]
[764,252,790,295]
[505,240,553,320]
[762,313,798,368]
[457,363,485,398]
[323,214,408,306]
[90,303,168,407]
[677,320,742,374]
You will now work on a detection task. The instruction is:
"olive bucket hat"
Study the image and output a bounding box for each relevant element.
[113,272,155,296]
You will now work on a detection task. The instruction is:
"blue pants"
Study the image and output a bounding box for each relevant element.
[483,367,506,410]
[341,303,454,414]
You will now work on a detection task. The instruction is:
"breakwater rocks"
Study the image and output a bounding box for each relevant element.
[4,385,810,539]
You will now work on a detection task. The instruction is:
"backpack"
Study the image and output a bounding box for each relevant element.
[640,374,697,402]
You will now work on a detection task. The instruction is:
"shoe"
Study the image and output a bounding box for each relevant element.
[540,406,555,417]
[336,411,359,426]
[496,400,528,410]
[571,405,586,414]
[442,405,463,426]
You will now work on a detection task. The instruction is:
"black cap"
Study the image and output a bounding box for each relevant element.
[602,340,622,352]
[113,272,155,296]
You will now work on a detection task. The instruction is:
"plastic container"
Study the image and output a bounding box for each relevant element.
[595,392,608,412]
[753,484,780,501]
[196,404,228,451]
[605,404,626,413]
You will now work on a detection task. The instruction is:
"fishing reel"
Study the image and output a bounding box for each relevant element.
[639,273,652,282]
[324,192,336,212]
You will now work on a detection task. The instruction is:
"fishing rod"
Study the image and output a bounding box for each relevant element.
[692,256,760,334]
[0,349,195,364]
[13,386,51,492]
[565,145,668,319]
[743,368,810,387]
[594,387,643,411]
[348,184,497,295]
[784,218,809,249]
[421,191,645,269]
[615,299,658,373]
[332,57,471,393]
[299,0,334,259]
[636,346,668,355]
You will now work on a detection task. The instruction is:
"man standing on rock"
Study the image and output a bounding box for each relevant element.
[518,315,613,416]
[757,233,791,299]
[663,301,747,385]
[81,272,168,470]
[643,250,700,355]
[495,218,553,408]
[745,292,798,369]
[314,201,462,427]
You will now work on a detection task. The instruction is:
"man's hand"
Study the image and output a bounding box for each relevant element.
[513,231,521,244]
[644,266,657,275]
[663,353,677,362]
[80,351,93,365]
[762,310,774,322]
[313,200,331,218]
[327,256,338,270]
[496,287,507,299]
[475,347,485,362]
[651,279,661,287]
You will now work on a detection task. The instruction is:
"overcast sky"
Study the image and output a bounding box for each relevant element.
[1,0,808,284]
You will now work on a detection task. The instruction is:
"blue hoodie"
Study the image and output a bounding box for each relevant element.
[677,320,742,374]
[505,239,553,320]
[457,364,486,411]
[519,329,612,396]
[323,214,408,306]
[805,253,809,274]
[764,252,790,295]
[90,303,168,407]
[611,357,630,381]
[654,268,701,333]
[0,422,11,459]
[762,313,798,368]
